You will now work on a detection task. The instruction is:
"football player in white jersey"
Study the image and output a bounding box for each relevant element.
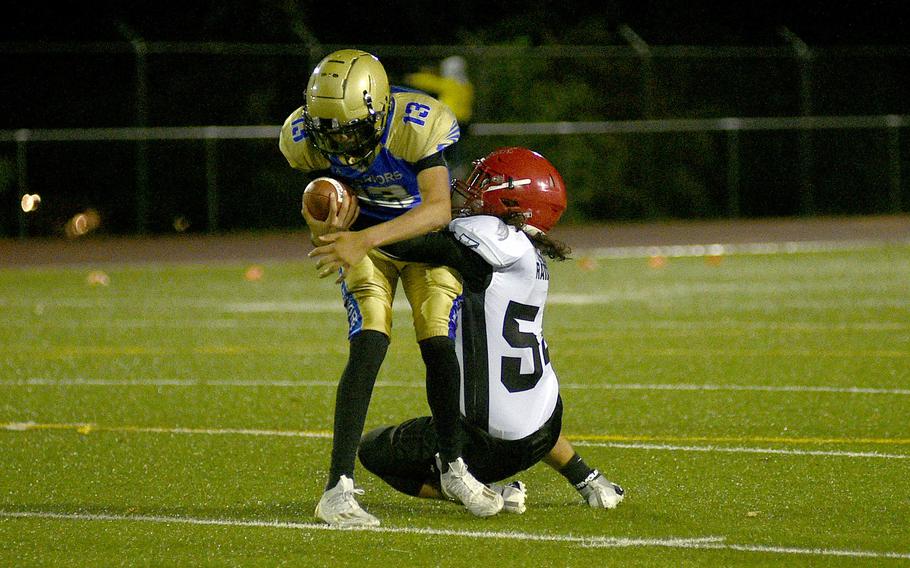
[281,49,502,526]
[317,147,624,512]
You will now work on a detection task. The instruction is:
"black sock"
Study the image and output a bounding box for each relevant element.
[326,330,389,490]
[559,453,599,489]
[419,336,462,467]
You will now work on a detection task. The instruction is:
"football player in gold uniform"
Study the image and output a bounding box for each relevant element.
[279,49,502,526]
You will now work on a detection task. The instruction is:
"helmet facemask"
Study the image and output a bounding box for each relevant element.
[450,158,491,217]
[303,91,384,167]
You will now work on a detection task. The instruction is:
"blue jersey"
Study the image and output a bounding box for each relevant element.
[279,88,460,223]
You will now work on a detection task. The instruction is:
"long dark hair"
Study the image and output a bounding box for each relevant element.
[501,213,572,261]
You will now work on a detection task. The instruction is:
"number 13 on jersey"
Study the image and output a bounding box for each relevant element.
[403,102,431,126]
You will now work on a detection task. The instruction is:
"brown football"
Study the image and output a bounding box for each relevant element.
[303,177,354,221]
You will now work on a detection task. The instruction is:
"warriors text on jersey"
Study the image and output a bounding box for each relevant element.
[279,88,460,222]
[389,216,560,440]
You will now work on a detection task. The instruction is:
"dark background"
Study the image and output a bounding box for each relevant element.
[2,1,909,237]
[8,1,910,46]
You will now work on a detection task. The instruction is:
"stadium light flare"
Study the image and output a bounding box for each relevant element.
[65,209,101,239]
[21,194,41,212]
[173,216,191,232]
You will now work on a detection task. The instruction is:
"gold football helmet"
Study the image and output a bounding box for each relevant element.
[302,49,391,166]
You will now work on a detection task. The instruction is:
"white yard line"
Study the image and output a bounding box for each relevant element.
[574,441,910,460]
[2,317,909,331]
[6,377,910,396]
[0,510,717,547]
[3,422,908,459]
[0,422,332,439]
[717,542,910,560]
[2,510,908,560]
[584,238,910,259]
[560,382,910,395]
[5,283,908,313]
[4,378,412,388]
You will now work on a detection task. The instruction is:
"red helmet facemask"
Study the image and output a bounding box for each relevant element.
[452,147,567,234]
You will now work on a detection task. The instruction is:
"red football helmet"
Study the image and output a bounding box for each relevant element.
[452,147,567,234]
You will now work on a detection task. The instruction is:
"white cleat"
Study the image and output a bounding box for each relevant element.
[315,475,381,527]
[489,480,526,514]
[577,471,624,509]
[438,456,504,517]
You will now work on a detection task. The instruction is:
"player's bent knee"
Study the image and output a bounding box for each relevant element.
[358,425,395,475]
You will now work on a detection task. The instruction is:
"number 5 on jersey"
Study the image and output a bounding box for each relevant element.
[501,301,550,393]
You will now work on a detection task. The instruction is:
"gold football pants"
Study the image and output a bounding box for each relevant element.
[341,249,462,341]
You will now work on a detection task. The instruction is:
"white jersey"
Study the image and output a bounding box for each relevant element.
[449,216,559,440]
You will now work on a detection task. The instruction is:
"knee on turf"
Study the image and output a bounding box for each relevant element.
[358,425,394,475]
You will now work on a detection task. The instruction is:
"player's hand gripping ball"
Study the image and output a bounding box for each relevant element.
[303,177,355,222]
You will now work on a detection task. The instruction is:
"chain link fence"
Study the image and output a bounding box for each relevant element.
[1,42,907,237]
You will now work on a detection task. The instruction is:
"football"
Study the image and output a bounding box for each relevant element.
[303,177,354,221]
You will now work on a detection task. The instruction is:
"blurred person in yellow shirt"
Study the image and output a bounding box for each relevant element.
[405,55,474,177]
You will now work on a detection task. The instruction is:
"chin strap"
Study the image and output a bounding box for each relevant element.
[520,224,544,237]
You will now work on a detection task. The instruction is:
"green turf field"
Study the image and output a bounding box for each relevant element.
[2,243,909,566]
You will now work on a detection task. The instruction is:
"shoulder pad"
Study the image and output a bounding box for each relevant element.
[386,91,460,162]
[278,107,330,171]
[448,216,531,268]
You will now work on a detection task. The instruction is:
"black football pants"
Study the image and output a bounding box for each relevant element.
[358,398,562,496]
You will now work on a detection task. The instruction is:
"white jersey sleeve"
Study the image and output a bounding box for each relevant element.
[448,216,531,268]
